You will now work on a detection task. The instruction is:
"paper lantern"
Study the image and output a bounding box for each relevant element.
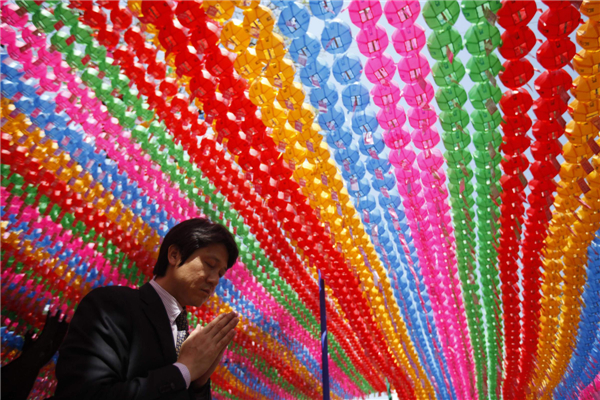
[422,0,460,30]
[427,27,464,61]
[397,53,431,84]
[536,38,577,71]
[356,24,389,58]
[466,54,502,83]
[203,1,236,22]
[310,82,339,112]
[499,88,533,116]
[391,23,426,56]
[288,33,322,66]
[321,20,354,54]
[277,2,311,38]
[499,59,534,89]
[310,0,343,20]
[265,58,296,89]
[277,82,305,111]
[538,6,580,40]
[499,26,536,60]
[318,105,346,131]
[383,126,411,150]
[431,56,465,86]
[249,77,276,106]
[371,81,402,107]
[348,0,383,28]
[384,0,420,28]
[403,81,435,108]
[255,32,286,63]
[234,48,264,80]
[364,54,397,84]
[464,21,501,56]
[577,19,600,50]
[352,109,380,135]
[205,47,235,77]
[377,105,406,130]
[497,0,536,29]
[326,128,354,150]
[243,5,275,39]
[342,83,370,112]
[332,54,363,84]
[300,59,331,88]
[461,1,502,24]
[221,19,252,53]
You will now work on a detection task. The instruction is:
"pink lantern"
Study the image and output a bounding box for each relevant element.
[394,165,420,182]
[417,148,445,173]
[397,53,431,84]
[356,24,389,58]
[364,54,396,84]
[397,179,422,197]
[371,80,401,107]
[383,127,411,149]
[377,104,406,130]
[384,0,420,29]
[348,0,383,28]
[412,127,440,150]
[403,81,434,108]
[391,23,425,56]
[408,107,437,129]
[389,147,416,168]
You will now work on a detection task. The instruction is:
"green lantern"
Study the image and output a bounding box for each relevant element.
[471,109,502,132]
[473,129,502,151]
[54,2,79,27]
[435,83,468,112]
[441,128,471,152]
[71,22,94,46]
[447,164,474,184]
[422,0,461,30]
[461,0,502,23]
[427,27,464,61]
[468,83,502,110]
[444,149,473,168]
[31,8,57,33]
[440,109,471,133]
[464,21,502,56]
[431,57,466,86]
[466,54,503,83]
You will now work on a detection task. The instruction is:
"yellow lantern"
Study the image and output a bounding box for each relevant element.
[249,77,276,106]
[260,102,288,128]
[571,74,600,101]
[234,48,265,80]
[243,5,275,39]
[573,49,600,76]
[235,0,260,10]
[297,122,324,152]
[255,32,286,63]
[569,98,599,122]
[292,161,316,189]
[577,19,600,50]
[562,142,595,164]
[221,19,252,54]
[282,142,307,169]
[565,120,597,144]
[203,1,236,22]
[304,141,331,164]
[581,0,600,21]
[288,104,316,133]
[270,123,298,152]
[277,82,306,111]
[265,58,296,89]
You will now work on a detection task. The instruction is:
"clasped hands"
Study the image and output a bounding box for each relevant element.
[176,311,239,387]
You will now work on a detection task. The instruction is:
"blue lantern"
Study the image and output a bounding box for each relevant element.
[359,130,386,158]
[342,83,370,112]
[346,177,371,197]
[321,20,353,54]
[340,159,367,181]
[367,154,393,178]
[309,82,339,113]
[317,105,345,131]
[310,0,343,20]
[326,128,353,150]
[300,58,331,88]
[334,143,360,170]
[289,33,322,66]
[332,54,363,84]
[351,108,379,135]
[372,174,396,193]
[277,2,311,39]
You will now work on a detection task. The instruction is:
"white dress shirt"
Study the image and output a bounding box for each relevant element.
[149,279,191,388]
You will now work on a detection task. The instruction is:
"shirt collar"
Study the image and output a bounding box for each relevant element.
[149,279,184,325]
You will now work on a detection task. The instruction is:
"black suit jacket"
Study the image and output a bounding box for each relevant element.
[53,283,211,400]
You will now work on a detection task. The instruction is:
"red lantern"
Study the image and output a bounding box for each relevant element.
[97,26,120,49]
[534,69,573,98]
[110,7,132,31]
[497,1,537,30]
[175,0,206,29]
[500,59,535,89]
[499,88,533,116]
[536,38,577,70]
[530,138,562,161]
[538,6,580,39]
[229,94,257,120]
[532,96,569,121]
[191,21,221,54]
[205,47,236,77]
[189,70,216,100]
[158,20,189,55]
[219,72,249,99]
[148,59,166,80]
[175,46,202,77]
[140,0,174,27]
[82,5,107,30]
[499,26,536,60]
[501,134,531,154]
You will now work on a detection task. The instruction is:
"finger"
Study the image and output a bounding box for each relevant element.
[216,328,236,351]
[212,316,239,344]
[204,312,237,337]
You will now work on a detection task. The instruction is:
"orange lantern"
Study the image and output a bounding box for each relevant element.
[243,5,275,39]
[221,19,252,53]
[277,82,306,111]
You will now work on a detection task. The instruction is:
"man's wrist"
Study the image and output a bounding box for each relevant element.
[174,362,191,389]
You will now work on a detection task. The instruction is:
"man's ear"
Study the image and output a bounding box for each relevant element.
[167,245,181,268]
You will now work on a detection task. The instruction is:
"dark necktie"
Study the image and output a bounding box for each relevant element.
[175,310,189,357]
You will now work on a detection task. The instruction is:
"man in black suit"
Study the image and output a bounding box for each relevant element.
[53,218,240,400]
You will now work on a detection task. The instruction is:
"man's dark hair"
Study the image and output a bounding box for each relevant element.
[153,218,239,277]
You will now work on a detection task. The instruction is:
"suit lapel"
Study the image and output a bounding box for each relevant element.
[139,283,177,363]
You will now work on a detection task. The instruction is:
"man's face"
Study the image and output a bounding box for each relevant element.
[168,243,229,307]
